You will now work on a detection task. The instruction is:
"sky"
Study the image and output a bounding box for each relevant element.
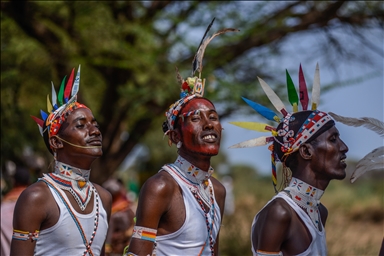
[220,29,383,175]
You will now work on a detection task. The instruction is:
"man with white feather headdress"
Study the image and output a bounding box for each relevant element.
[125,19,238,256]
[229,64,349,256]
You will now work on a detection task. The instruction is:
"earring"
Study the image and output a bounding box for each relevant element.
[177,141,182,148]
[53,151,57,161]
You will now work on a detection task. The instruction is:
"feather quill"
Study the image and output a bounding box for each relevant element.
[51,82,57,109]
[58,76,66,106]
[71,65,81,98]
[257,77,288,117]
[242,97,280,122]
[47,95,53,113]
[286,70,299,112]
[229,122,274,133]
[350,146,384,183]
[192,24,239,76]
[175,66,183,85]
[229,136,272,148]
[311,63,320,110]
[30,115,44,128]
[64,68,75,101]
[329,112,384,137]
[298,64,309,110]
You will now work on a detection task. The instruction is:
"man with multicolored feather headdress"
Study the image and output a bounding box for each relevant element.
[11,66,112,256]
[125,19,238,256]
[229,64,349,256]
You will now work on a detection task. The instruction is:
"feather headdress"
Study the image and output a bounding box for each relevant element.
[328,112,384,183]
[163,18,239,138]
[229,63,334,192]
[30,65,89,153]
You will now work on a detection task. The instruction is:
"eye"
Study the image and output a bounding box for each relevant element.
[209,114,218,121]
[76,124,85,128]
[329,135,337,142]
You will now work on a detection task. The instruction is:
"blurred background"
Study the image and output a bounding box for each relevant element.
[1,1,383,255]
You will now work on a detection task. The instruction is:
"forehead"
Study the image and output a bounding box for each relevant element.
[65,107,94,123]
[317,125,339,138]
[182,98,215,113]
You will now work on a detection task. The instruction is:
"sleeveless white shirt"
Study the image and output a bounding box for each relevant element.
[154,164,221,256]
[34,184,109,256]
[251,192,327,256]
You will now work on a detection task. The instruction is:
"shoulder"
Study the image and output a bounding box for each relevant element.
[210,176,226,200]
[258,197,293,225]
[319,203,328,225]
[140,170,178,200]
[16,181,51,206]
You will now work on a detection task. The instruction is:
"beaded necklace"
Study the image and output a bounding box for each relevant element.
[46,161,93,211]
[171,155,215,255]
[283,177,324,230]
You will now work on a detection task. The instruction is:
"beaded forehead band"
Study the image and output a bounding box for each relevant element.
[163,18,239,140]
[230,64,333,191]
[31,65,89,148]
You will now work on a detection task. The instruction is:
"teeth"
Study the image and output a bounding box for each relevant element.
[203,135,215,140]
[340,159,346,163]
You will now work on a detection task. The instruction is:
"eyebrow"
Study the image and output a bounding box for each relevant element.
[72,116,97,123]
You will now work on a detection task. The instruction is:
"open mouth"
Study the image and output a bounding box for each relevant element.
[202,134,217,142]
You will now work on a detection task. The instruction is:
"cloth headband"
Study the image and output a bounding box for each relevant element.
[163,18,239,136]
[31,65,89,147]
[229,63,333,192]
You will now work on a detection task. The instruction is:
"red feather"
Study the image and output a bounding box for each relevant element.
[30,115,44,127]
[64,68,75,101]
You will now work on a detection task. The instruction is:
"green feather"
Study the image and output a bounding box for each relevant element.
[286,70,298,112]
[57,75,67,106]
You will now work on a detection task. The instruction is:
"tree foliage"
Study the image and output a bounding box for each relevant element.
[1,1,383,184]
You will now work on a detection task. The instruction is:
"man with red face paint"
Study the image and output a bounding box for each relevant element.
[230,65,349,256]
[125,18,238,256]
[11,66,112,256]
[126,93,226,256]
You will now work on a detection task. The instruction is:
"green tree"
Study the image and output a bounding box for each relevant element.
[1,1,383,184]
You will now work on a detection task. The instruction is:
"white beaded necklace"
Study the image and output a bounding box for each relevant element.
[44,161,93,211]
[284,177,324,230]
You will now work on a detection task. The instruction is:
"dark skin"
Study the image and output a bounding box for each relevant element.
[252,125,348,255]
[11,108,112,256]
[128,98,226,256]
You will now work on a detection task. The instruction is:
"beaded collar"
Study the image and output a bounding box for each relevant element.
[44,161,93,211]
[283,177,324,230]
[174,155,214,186]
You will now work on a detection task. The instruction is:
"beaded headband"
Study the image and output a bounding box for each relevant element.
[229,63,333,191]
[30,65,89,150]
[163,18,239,140]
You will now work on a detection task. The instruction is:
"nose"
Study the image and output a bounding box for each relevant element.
[202,116,214,130]
[90,124,101,136]
[340,138,348,153]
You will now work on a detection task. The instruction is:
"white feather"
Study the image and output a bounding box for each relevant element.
[329,112,384,137]
[229,136,270,149]
[350,146,384,183]
[257,77,287,116]
[311,63,320,110]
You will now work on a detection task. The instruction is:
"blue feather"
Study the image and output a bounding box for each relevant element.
[40,110,48,121]
[242,97,280,122]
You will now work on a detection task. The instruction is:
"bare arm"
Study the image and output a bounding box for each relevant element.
[211,177,226,256]
[127,172,175,256]
[252,199,291,253]
[10,182,54,256]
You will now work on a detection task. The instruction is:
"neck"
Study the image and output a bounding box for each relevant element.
[293,164,331,191]
[178,150,212,172]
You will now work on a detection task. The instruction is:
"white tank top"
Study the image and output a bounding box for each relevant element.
[251,192,327,256]
[155,164,221,256]
[34,183,109,256]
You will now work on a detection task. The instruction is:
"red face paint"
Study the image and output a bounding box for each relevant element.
[178,98,222,156]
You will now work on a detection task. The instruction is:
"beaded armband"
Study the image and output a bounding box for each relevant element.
[132,226,157,242]
[12,229,40,242]
[256,250,283,256]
